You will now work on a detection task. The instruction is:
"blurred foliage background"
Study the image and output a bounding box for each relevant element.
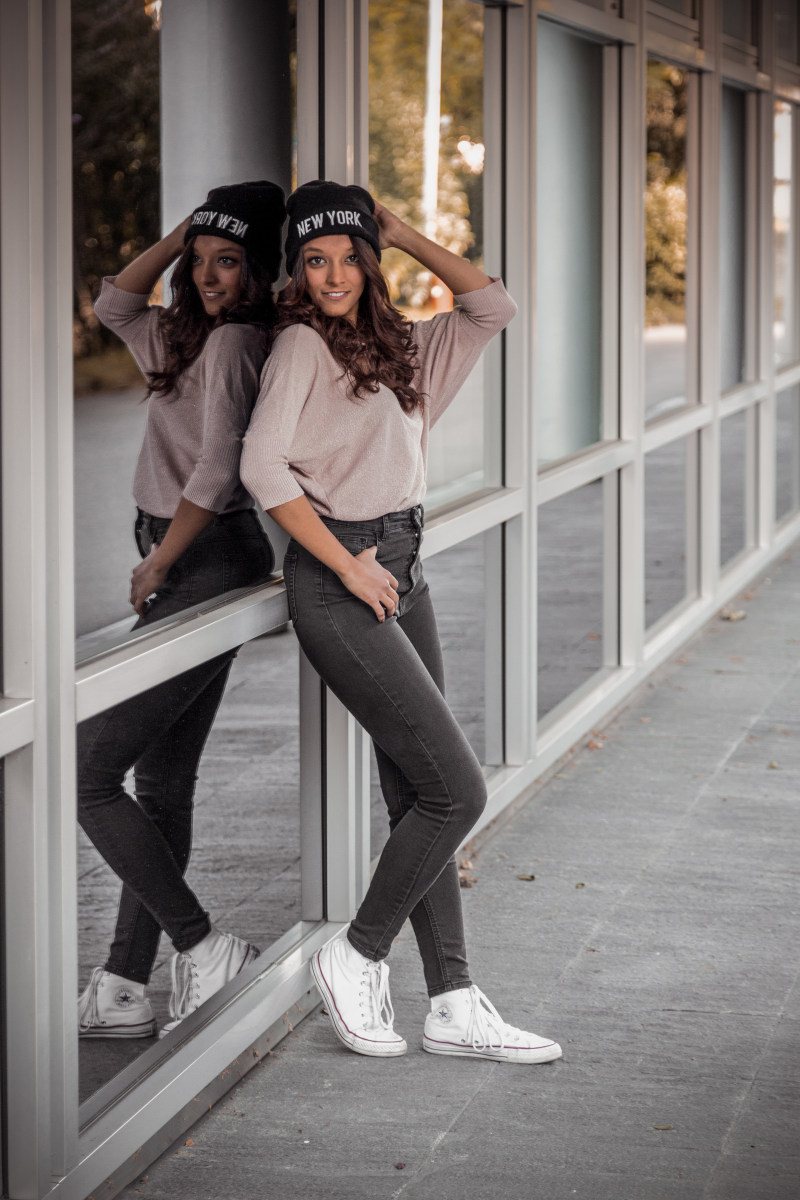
[645,60,688,327]
[72,0,160,385]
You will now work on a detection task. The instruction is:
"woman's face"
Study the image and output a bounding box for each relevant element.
[302,236,365,325]
[191,235,244,316]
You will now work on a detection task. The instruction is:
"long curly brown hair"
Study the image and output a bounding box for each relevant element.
[272,237,424,414]
[147,238,277,397]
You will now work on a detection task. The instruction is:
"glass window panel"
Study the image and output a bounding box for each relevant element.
[369,0,490,506]
[72,0,161,635]
[775,384,800,523]
[776,0,800,64]
[723,0,753,43]
[720,411,748,566]
[370,530,496,859]
[645,438,691,627]
[774,102,797,369]
[645,61,689,421]
[721,86,747,392]
[537,481,604,718]
[536,21,603,465]
[77,632,300,1100]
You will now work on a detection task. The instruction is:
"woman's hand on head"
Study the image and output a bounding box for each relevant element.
[337,546,399,622]
[130,546,169,616]
[373,201,407,252]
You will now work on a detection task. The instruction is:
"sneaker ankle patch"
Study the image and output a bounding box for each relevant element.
[435,1004,454,1022]
[113,986,137,1009]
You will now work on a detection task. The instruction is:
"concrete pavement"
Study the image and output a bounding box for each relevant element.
[116,547,800,1200]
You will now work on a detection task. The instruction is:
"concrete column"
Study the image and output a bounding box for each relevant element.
[160,0,292,231]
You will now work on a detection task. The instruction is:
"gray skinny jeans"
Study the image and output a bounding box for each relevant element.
[283,506,487,998]
[77,509,274,983]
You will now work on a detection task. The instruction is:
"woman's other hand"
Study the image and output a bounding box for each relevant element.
[130,546,169,615]
[338,546,399,622]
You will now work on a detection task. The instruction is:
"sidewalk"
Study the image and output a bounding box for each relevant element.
[120,550,800,1200]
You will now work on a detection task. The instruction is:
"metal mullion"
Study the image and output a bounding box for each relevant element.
[483,5,505,492]
[0,700,35,759]
[698,56,721,599]
[618,29,646,669]
[534,0,639,45]
[538,441,634,504]
[602,43,621,444]
[320,0,356,181]
[502,0,533,764]
[296,0,321,180]
[744,89,760,383]
[719,381,769,416]
[0,1,76,1192]
[757,88,776,544]
[42,0,79,1179]
[75,586,289,721]
[744,402,758,550]
[602,471,620,668]
[685,67,701,411]
[642,403,712,451]
[775,361,800,390]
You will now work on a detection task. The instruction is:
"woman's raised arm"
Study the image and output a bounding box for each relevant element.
[115,218,191,295]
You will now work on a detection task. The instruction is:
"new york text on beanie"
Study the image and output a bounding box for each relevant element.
[186,180,286,281]
[284,180,381,275]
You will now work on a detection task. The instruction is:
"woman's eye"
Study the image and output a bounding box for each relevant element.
[218,257,237,266]
[191,255,201,265]
[345,254,359,264]
[307,256,325,267]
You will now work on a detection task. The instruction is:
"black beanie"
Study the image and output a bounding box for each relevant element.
[284,180,381,275]
[186,180,286,281]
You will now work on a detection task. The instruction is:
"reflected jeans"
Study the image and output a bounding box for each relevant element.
[283,506,487,998]
[77,508,274,984]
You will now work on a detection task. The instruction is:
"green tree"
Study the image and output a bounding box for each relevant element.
[645,61,688,325]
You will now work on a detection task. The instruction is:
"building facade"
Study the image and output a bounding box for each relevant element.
[1,0,799,1196]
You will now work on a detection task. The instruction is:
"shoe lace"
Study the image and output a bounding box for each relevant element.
[169,952,200,1021]
[359,961,395,1032]
[78,966,105,1032]
[464,985,514,1053]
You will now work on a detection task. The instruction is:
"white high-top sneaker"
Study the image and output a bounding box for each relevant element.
[78,967,156,1039]
[423,985,562,1064]
[311,932,407,1058]
[160,927,259,1037]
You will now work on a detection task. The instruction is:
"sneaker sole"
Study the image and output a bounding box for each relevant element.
[311,949,407,1058]
[79,1020,157,1040]
[423,1036,562,1064]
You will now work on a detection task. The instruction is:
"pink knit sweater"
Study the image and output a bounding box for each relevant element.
[94,277,266,518]
[240,279,516,521]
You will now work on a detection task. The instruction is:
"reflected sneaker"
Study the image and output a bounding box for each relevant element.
[311,933,407,1058]
[423,985,562,1064]
[78,967,156,1039]
[160,927,259,1037]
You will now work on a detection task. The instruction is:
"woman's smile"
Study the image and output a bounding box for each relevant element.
[303,235,365,324]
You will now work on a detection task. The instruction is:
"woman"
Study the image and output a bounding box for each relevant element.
[241,180,561,1064]
[78,181,285,1039]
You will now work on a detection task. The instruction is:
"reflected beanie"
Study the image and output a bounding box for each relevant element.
[284,179,381,275]
[185,180,287,281]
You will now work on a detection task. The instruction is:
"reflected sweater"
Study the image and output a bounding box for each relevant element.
[240,279,516,521]
[94,277,267,518]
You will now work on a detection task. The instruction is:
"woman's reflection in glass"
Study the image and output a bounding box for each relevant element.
[77,182,285,1039]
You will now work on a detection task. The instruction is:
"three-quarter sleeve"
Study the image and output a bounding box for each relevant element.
[181,323,266,512]
[412,278,517,427]
[240,324,322,511]
[93,275,164,377]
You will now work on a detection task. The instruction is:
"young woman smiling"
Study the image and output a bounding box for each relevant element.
[78,181,285,1039]
[241,180,562,1065]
